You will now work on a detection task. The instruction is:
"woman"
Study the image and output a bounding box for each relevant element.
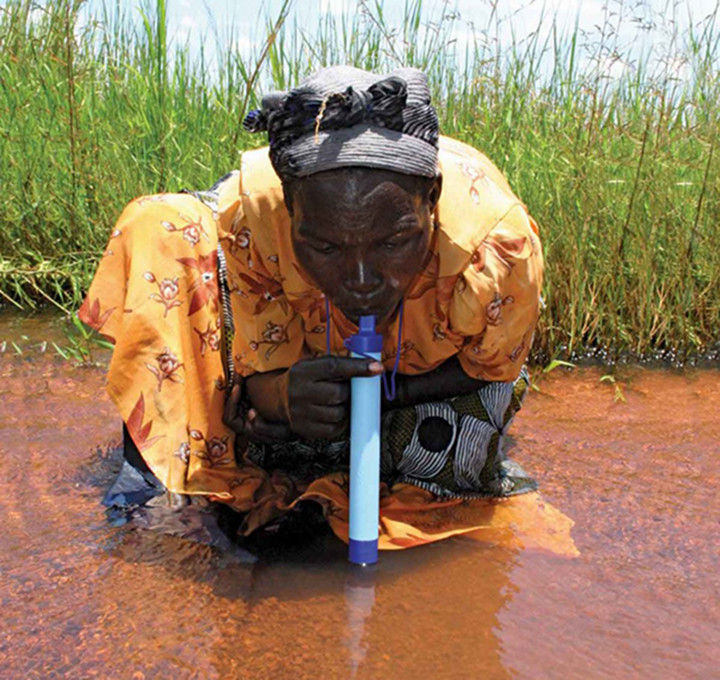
[80,66,574,553]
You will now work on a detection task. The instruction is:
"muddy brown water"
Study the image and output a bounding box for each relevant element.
[1,315,718,679]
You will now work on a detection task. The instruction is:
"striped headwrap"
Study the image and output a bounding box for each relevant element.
[243,66,440,179]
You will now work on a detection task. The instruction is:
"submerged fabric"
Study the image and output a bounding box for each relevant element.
[78,136,564,552]
[105,462,577,557]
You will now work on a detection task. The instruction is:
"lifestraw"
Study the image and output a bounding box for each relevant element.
[345,314,382,565]
[323,298,405,564]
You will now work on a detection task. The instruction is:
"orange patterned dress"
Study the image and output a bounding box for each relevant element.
[79,136,577,555]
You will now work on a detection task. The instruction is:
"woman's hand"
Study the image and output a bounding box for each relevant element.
[232,358,383,442]
[281,356,384,440]
[223,377,294,444]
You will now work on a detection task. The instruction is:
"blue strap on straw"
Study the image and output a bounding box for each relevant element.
[325,296,402,402]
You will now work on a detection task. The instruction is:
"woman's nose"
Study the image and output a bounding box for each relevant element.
[343,257,381,294]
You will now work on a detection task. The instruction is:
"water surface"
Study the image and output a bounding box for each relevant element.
[1,316,718,679]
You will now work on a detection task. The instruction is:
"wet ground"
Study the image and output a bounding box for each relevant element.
[1,314,719,679]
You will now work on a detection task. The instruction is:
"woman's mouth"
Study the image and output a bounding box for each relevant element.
[339,303,395,327]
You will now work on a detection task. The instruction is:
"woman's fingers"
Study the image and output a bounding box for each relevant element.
[295,420,347,441]
[302,403,347,425]
[313,356,384,381]
[222,382,245,432]
[284,356,384,438]
[223,379,292,443]
[312,380,350,405]
[290,356,383,388]
[245,409,294,443]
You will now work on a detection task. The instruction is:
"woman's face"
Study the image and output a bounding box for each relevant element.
[287,168,442,327]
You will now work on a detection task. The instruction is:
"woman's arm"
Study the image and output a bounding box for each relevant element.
[382,355,489,411]
[226,355,491,442]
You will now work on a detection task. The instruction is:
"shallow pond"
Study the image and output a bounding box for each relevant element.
[1,315,718,679]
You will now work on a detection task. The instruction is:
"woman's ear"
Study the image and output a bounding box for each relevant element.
[282,181,294,217]
[427,172,443,212]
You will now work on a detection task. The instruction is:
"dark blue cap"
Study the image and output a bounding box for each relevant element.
[345,315,382,354]
[349,538,379,565]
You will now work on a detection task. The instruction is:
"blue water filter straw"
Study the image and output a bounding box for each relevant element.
[346,315,382,566]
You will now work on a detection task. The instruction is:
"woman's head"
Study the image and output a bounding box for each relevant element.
[284,168,442,325]
[244,64,442,324]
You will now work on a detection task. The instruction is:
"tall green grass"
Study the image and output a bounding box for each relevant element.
[1,0,718,362]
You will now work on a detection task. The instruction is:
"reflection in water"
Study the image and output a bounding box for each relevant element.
[200,533,518,679]
[345,566,376,677]
[2,316,720,679]
[341,546,517,680]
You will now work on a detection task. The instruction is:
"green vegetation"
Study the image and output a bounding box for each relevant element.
[1,0,718,361]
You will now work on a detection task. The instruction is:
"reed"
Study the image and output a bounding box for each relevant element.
[1,0,718,362]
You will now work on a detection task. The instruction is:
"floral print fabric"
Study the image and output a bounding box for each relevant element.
[77,136,571,554]
[79,191,236,500]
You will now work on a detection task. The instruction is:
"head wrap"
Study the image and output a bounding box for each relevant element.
[243,65,440,180]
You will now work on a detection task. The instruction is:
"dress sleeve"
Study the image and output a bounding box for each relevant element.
[449,203,543,381]
[223,182,307,377]
[78,192,246,501]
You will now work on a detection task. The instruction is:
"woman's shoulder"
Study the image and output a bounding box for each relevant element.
[239,145,284,202]
[235,146,288,253]
[435,135,538,274]
[109,191,219,250]
[438,136,516,196]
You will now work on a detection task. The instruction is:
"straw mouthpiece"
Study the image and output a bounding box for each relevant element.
[346,314,382,355]
[358,315,376,333]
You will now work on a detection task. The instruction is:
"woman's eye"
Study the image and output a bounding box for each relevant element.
[382,239,407,252]
[312,243,337,255]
